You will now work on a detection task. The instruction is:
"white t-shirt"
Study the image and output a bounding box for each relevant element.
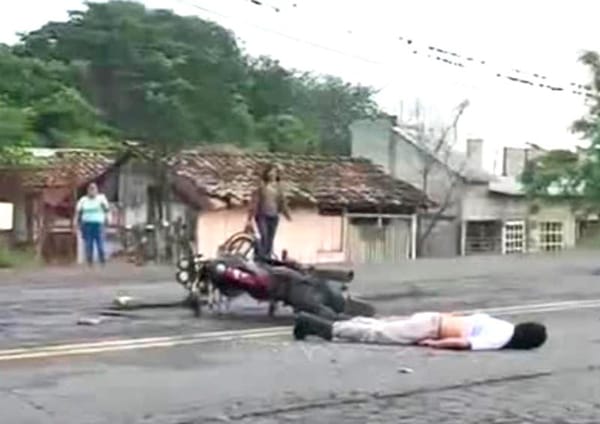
[463,313,515,351]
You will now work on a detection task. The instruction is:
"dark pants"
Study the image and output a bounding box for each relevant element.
[269,267,345,320]
[81,222,105,265]
[255,215,279,258]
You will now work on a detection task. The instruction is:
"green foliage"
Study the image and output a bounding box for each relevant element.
[521,150,583,197]
[0,44,106,149]
[0,245,39,269]
[521,50,600,208]
[0,103,33,145]
[255,114,319,153]
[1,1,378,156]
[244,58,377,154]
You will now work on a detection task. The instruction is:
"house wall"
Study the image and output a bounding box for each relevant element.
[350,118,396,175]
[527,203,577,252]
[117,161,152,227]
[502,147,546,178]
[195,207,346,264]
[419,216,460,258]
[462,185,529,221]
[12,195,28,243]
[351,118,580,257]
[350,118,463,257]
[346,215,414,263]
[350,119,463,218]
[116,160,188,227]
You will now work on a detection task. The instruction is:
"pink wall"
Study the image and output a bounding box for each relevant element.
[196,207,346,263]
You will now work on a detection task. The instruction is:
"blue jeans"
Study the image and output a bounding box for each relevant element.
[81,222,106,264]
[255,215,279,258]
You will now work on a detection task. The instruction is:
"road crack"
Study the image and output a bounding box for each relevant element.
[224,371,554,421]
[1,388,55,417]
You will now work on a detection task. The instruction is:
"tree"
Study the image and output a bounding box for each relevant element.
[255,114,318,153]
[19,1,249,149]
[244,57,378,155]
[303,75,378,155]
[0,103,32,146]
[0,45,106,147]
[520,50,600,207]
[397,100,471,256]
[7,1,379,156]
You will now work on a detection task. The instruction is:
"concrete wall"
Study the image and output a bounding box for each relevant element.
[419,217,460,257]
[196,207,346,264]
[349,118,395,175]
[502,147,546,178]
[466,139,484,169]
[462,185,529,221]
[350,118,464,256]
[503,147,528,178]
[350,119,463,218]
[527,203,577,252]
[393,136,463,215]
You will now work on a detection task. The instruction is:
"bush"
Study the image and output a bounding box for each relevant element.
[0,245,38,269]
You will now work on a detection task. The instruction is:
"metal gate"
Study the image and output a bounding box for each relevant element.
[346,215,413,264]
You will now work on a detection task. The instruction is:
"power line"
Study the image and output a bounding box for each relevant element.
[173,0,387,66]
[176,0,487,96]
[243,0,297,13]
[396,36,594,98]
[239,0,596,98]
[172,0,505,97]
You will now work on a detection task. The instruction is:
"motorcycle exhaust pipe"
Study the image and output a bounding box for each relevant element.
[310,267,354,283]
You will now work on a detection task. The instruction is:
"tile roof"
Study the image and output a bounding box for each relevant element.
[169,149,431,212]
[20,150,117,189]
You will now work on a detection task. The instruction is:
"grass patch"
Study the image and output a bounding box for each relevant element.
[0,245,39,269]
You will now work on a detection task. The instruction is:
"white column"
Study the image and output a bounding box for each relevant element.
[342,209,349,262]
[460,220,467,256]
[410,213,418,260]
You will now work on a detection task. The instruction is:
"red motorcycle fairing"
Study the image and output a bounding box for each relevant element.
[211,261,272,301]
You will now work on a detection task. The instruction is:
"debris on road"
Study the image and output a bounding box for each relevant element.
[113,296,135,309]
[397,367,414,374]
[77,317,104,326]
[99,310,140,319]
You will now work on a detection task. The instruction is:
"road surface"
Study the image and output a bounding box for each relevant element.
[2,252,600,423]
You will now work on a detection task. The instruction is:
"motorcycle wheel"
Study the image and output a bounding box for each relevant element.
[191,293,202,317]
[188,283,203,317]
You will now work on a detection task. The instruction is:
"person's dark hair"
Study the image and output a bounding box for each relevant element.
[502,322,547,350]
[261,164,281,183]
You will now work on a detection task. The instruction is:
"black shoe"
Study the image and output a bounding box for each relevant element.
[293,312,334,341]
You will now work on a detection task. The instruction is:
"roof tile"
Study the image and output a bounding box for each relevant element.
[16,151,115,189]
[170,149,431,211]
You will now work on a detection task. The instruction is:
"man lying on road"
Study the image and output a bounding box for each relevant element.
[293,310,547,350]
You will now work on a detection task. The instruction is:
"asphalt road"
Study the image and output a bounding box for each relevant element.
[2,252,600,423]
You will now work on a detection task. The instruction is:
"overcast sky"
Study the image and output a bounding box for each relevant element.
[1,0,598,173]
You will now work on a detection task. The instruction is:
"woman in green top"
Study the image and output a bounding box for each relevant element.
[75,182,109,265]
[245,164,291,259]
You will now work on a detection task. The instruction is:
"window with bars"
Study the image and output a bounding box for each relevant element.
[503,222,525,254]
[538,221,564,251]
